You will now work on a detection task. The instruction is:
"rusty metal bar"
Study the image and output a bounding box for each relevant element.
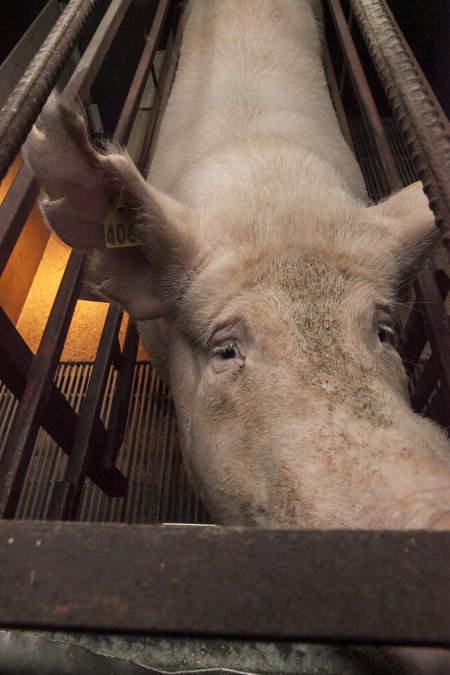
[0,165,38,278]
[0,0,151,516]
[63,0,132,103]
[327,0,402,194]
[0,251,87,519]
[323,44,355,154]
[0,522,449,645]
[144,18,182,174]
[0,0,98,181]
[48,306,127,520]
[114,0,172,146]
[136,28,175,170]
[0,0,132,278]
[413,268,450,415]
[0,307,77,454]
[0,308,124,495]
[98,321,140,474]
[350,0,450,250]
[44,0,178,517]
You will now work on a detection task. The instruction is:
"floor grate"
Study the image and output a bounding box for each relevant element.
[1,362,209,524]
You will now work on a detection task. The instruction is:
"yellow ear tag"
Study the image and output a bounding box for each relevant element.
[103,199,145,248]
[404,181,421,191]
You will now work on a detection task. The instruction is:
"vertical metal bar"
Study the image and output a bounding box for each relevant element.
[323,44,355,154]
[0,0,98,180]
[136,28,175,170]
[350,0,450,250]
[0,0,133,277]
[99,322,140,473]
[114,0,172,145]
[47,305,125,520]
[0,250,86,518]
[63,0,132,103]
[327,0,402,193]
[413,268,450,415]
[0,165,38,277]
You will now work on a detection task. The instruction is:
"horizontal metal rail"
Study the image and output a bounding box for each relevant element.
[0,522,449,645]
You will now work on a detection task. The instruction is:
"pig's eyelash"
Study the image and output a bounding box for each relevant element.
[212,342,237,355]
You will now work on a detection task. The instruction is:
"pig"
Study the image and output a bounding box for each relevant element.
[23,0,449,669]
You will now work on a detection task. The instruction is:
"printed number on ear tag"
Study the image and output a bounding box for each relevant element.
[103,200,145,248]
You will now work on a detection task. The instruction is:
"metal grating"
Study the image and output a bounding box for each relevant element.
[349,116,418,201]
[0,362,209,524]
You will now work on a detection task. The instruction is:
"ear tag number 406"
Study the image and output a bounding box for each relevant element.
[103,200,145,248]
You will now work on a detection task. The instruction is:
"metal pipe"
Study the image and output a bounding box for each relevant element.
[350,0,450,250]
[327,0,402,194]
[63,0,132,104]
[114,0,172,146]
[44,0,178,518]
[0,0,131,277]
[0,250,87,519]
[0,522,449,645]
[0,0,97,182]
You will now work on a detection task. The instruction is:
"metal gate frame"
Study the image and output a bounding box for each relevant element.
[0,0,449,646]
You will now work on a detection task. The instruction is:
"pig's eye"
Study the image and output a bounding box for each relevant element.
[377,324,398,348]
[212,342,241,360]
[211,341,245,372]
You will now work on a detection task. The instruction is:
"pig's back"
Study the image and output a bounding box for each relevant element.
[149,0,365,202]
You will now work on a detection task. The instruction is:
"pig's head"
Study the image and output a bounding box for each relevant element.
[24,99,450,529]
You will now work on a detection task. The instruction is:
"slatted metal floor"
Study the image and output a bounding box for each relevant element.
[0,362,209,523]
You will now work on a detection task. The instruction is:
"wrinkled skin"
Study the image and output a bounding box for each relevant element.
[23,0,450,671]
[170,245,450,529]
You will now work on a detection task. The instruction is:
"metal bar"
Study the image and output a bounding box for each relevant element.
[0,0,132,280]
[414,268,450,414]
[327,0,402,194]
[48,1,179,511]
[0,165,38,278]
[0,0,98,181]
[0,250,87,519]
[98,321,140,473]
[0,522,449,645]
[136,28,175,171]
[0,0,143,512]
[63,0,132,103]
[401,269,449,377]
[0,308,77,455]
[410,356,437,414]
[144,16,182,173]
[47,306,126,520]
[114,0,172,145]
[350,0,450,250]
[323,43,356,154]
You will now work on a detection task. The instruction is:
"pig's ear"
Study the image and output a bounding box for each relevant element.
[23,97,199,320]
[368,182,437,265]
